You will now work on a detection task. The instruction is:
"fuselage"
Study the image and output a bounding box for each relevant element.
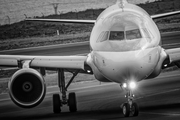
[86,0,167,83]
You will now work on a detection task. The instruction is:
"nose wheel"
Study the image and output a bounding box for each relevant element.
[122,103,130,117]
[121,83,139,117]
[122,102,139,117]
[131,102,139,116]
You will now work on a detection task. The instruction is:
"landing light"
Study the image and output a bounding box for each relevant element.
[129,81,136,89]
[87,70,91,73]
[122,83,127,88]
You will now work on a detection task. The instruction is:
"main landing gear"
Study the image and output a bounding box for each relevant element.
[121,82,139,117]
[53,69,79,113]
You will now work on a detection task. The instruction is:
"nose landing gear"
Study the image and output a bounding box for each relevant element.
[121,82,139,117]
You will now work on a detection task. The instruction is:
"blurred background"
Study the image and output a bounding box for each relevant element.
[0,0,157,25]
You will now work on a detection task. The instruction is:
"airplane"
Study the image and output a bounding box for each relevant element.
[1,0,180,117]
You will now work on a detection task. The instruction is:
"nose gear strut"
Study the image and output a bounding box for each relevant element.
[121,84,139,117]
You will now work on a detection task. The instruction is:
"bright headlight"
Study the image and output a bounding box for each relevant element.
[129,81,136,89]
[122,83,127,88]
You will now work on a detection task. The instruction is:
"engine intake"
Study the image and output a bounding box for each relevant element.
[8,68,46,108]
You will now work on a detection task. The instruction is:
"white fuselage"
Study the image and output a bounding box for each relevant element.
[86,1,167,83]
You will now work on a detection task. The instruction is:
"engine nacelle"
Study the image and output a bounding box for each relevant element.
[8,68,46,108]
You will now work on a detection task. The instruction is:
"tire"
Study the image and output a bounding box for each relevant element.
[131,102,139,116]
[68,92,77,112]
[53,94,61,113]
[122,103,130,117]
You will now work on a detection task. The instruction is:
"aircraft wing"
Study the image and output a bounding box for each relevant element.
[151,10,180,19]
[0,55,87,70]
[26,11,180,23]
[26,18,96,24]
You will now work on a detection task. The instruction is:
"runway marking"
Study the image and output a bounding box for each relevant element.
[0,93,8,95]
[0,83,116,102]
[141,112,180,116]
[155,72,180,79]
[47,85,58,89]
[0,41,89,53]
[163,43,180,47]
[0,98,10,102]
[46,83,116,95]
[161,31,180,35]
[0,106,52,115]
[75,53,88,56]
[135,88,180,100]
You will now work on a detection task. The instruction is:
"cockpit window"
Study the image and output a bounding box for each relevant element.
[97,31,109,42]
[109,31,124,40]
[97,29,143,42]
[141,28,152,38]
[126,29,142,40]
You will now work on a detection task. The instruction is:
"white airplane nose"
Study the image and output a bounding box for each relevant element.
[93,47,160,83]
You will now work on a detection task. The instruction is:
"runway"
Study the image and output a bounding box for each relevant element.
[1,31,180,119]
[1,71,180,119]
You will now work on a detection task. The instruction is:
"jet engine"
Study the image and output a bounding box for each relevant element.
[8,68,46,108]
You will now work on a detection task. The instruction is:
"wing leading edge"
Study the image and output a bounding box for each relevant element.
[26,18,96,24]
[0,55,87,70]
[151,10,180,19]
[26,10,180,24]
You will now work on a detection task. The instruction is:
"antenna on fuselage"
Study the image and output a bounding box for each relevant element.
[116,0,128,9]
[116,0,128,4]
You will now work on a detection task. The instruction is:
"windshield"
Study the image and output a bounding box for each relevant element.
[97,31,109,42]
[126,29,142,40]
[97,28,145,42]
[109,31,124,40]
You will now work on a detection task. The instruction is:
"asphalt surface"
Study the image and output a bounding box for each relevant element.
[1,31,180,120]
[1,71,180,120]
